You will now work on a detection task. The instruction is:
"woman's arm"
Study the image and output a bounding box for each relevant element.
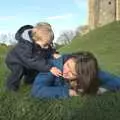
[33,86,69,99]
[31,72,69,99]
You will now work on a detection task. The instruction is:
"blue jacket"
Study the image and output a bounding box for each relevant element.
[31,56,69,99]
[31,55,120,99]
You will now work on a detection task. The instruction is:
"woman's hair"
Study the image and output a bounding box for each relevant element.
[32,22,54,42]
[70,51,99,95]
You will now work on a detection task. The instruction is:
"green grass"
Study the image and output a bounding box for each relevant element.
[0,22,120,120]
[59,21,120,75]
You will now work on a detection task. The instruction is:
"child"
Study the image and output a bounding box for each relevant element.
[5,22,62,91]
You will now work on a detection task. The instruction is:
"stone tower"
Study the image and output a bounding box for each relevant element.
[89,0,120,29]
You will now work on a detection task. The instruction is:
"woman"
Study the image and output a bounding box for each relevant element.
[31,51,120,98]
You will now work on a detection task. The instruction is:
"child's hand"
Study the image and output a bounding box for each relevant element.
[69,89,78,96]
[50,67,62,77]
[53,53,61,59]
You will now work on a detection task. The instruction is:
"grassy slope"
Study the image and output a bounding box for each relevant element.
[0,22,120,120]
[59,21,120,75]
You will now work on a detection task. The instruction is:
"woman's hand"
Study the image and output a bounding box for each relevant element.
[69,89,78,96]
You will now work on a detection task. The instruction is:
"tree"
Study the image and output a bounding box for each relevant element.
[7,33,17,45]
[53,43,64,50]
[56,30,76,45]
[76,25,89,36]
[0,33,17,45]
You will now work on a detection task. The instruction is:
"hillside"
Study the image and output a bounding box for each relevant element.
[59,21,120,75]
[0,22,120,120]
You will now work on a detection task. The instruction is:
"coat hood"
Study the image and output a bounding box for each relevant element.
[15,25,34,42]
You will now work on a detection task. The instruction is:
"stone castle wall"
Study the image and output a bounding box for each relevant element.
[89,0,120,29]
[116,0,120,20]
[98,0,116,26]
[89,0,96,29]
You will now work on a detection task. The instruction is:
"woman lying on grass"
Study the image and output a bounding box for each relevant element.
[31,51,120,98]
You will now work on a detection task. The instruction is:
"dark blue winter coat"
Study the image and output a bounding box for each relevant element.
[5,25,56,72]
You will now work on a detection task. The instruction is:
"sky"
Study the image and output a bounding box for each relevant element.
[0,0,88,41]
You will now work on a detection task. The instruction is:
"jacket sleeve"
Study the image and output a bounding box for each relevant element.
[16,43,52,72]
[31,72,69,99]
[98,70,120,91]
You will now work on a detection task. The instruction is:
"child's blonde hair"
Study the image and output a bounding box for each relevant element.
[32,22,54,42]
[35,22,52,29]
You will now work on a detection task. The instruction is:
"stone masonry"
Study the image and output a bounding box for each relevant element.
[89,0,120,29]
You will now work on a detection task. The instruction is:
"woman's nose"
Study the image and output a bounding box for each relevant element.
[63,68,69,74]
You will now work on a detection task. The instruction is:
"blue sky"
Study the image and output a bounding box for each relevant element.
[0,0,88,41]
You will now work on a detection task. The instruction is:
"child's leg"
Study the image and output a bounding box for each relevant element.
[23,69,38,84]
[6,64,24,91]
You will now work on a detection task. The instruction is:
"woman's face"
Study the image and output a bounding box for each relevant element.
[63,58,77,80]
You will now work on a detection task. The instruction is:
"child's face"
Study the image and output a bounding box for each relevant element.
[35,40,51,49]
[33,28,52,49]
